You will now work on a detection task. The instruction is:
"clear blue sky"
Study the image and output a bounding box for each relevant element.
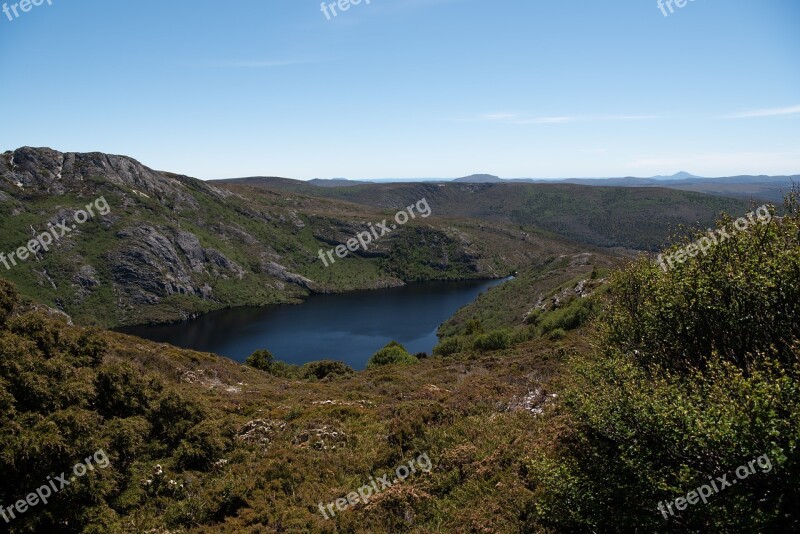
[1,0,798,179]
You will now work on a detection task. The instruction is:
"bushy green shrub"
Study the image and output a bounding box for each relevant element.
[0,280,214,532]
[245,349,275,372]
[267,359,300,378]
[0,278,18,326]
[433,336,465,357]
[300,359,354,380]
[472,329,512,351]
[175,420,231,470]
[150,389,205,448]
[523,308,542,325]
[526,194,800,533]
[463,319,484,335]
[546,328,566,341]
[603,197,798,373]
[538,297,595,335]
[367,341,418,368]
[94,362,154,418]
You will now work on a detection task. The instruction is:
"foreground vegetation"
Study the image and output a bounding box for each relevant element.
[527,193,800,532]
[0,190,796,532]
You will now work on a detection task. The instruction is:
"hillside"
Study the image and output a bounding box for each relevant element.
[0,192,797,533]
[2,147,745,329]
[1,148,589,327]
[214,177,749,250]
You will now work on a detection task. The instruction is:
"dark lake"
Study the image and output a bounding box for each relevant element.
[118,278,509,370]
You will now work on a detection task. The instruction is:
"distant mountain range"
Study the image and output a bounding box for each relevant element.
[306,172,797,203]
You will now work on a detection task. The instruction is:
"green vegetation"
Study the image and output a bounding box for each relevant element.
[298,359,355,381]
[244,349,274,372]
[0,194,796,531]
[248,178,751,250]
[525,194,800,532]
[433,264,608,357]
[432,336,465,357]
[472,329,512,351]
[0,279,230,532]
[246,349,354,381]
[366,341,418,368]
[2,149,797,532]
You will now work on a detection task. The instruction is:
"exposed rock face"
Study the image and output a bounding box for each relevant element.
[259,261,313,290]
[0,147,317,324]
[106,225,249,305]
[0,147,213,209]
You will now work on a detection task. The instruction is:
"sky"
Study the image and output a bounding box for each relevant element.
[0,0,799,180]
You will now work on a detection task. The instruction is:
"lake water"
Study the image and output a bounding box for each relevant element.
[119,278,509,370]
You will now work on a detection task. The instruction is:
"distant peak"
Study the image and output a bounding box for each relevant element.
[453,174,503,183]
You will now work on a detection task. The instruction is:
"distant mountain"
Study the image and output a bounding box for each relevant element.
[651,171,703,180]
[453,174,505,183]
[453,172,706,183]
[441,172,796,203]
[559,174,797,202]
[220,171,796,203]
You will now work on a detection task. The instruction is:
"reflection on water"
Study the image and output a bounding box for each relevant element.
[118,278,509,370]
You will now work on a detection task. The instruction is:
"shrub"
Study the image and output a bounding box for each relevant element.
[245,349,275,372]
[0,279,18,327]
[268,359,300,378]
[472,329,512,352]
[547,328,566,341]
[538,297,595,335]
[433,336,465,357]
[526,193,800,532]
[175,420,230,470]
[603,195,799,373]
[463,319,484,335]
[300,360,354,381]
[150,390,205,448]
[512,325,537,344]
[523,308,542,325]
[94,362,153,418]
[367,341,418,368]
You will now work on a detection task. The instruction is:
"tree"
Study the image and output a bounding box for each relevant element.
[245,349,275,372]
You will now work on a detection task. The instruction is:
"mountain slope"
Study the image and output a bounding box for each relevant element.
[0,148,593,327]
[214,178,751,250]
